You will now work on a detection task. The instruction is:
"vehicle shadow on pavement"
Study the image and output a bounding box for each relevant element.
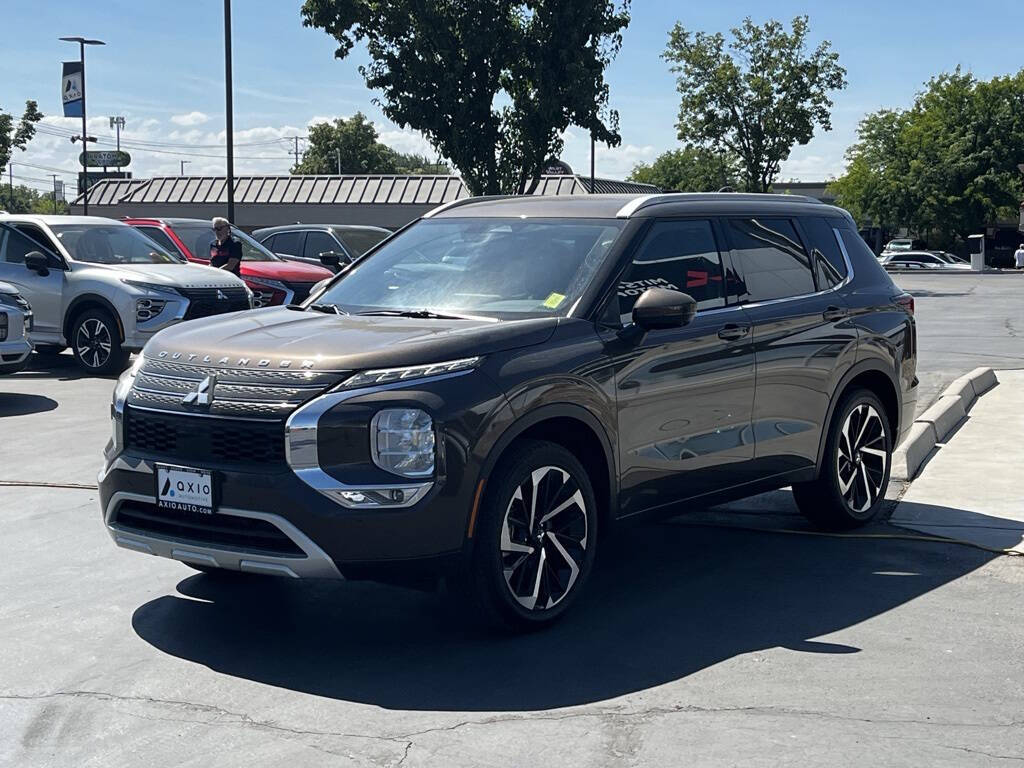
[130,512,997,711]
[0,393,58,417]
[10,353,118,382]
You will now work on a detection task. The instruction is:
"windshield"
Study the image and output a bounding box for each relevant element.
[51,224,183,264]
[338,228,390,257]
[314,217,625,318]
[173,223,281,262]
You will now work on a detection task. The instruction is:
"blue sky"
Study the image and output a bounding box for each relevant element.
[4,0,1021,195]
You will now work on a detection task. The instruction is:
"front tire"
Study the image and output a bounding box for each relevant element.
[461,440,598,631]
[70,308,129,376]
[793,388,892,530]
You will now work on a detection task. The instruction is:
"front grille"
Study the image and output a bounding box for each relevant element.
[113,500,304,557]
[178,286,250,320]
[127,359,345,418]
[124,407,286,466]
[284,282,318,303]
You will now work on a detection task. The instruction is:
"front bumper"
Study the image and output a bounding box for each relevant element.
[0,338,32,366]
[98,369,511,580]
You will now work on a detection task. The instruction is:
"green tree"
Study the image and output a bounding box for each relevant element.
[830,68,1024,245]
[301,0,629,195]
[663,16,846,193]
[1,184,67,215]
[292,113,399,174]
[628,147,741,191]
[0,100,44,183]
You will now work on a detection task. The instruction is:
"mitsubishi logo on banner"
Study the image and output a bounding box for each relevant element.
[182,375,216,407]
[62,61,83,118]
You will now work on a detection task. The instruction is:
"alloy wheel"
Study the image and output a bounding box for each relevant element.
[499,465,588,611]
[836,403,888,513]
[76,318,112,370]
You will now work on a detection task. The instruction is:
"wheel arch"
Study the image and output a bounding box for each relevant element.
[478,403,619,531]
[64,294,125,344]
[814,360,901,474]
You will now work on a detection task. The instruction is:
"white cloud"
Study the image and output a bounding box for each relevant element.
[170,111,210,127]
[378,129,437,158]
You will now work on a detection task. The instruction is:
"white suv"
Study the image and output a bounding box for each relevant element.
[0,279,33,375]
[0,215,252,374]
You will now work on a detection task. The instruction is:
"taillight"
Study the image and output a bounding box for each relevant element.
[895,292,914,315]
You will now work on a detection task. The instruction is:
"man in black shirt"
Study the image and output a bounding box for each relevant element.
[210,216,242,276]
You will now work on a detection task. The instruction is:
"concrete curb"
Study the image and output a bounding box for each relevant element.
[891,367,997,481]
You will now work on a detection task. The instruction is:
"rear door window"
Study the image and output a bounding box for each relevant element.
[270,231,303,256]
[617,219,726,323]
[303,231,340,259]
[726,218,816,303]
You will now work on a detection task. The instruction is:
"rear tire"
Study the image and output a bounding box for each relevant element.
[70,308,129,376]
[459,440,598,631]
[793,388,892,530]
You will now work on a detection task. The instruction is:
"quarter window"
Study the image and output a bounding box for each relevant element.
[726,218,815,303]
[801,217,848,288]
[618,219,726,324]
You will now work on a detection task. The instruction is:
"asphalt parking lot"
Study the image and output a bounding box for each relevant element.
[2,272,1023,767]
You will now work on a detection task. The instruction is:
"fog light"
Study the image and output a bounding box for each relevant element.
[371,408,435,478]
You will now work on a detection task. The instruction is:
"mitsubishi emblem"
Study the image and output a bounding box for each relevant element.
[216,289,227,300]
[182,375,216,407]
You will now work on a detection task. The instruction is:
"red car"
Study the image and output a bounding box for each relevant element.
[124,218,333,307]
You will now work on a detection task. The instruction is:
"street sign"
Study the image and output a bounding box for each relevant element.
[79,150,131,167]
[543,159,573,175]
[61,61,83,118]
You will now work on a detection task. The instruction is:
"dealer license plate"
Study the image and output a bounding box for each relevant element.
[156,465,214,514]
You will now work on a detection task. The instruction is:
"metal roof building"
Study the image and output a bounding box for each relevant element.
[72,174,660,230]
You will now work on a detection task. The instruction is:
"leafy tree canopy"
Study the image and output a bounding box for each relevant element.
[0,100,44,180]
[291,112,448,175]
[628,147,741,192]
[830,68,1024,244]
[301,0,629,195]
[2,184,68,215]
[663,16,846,193]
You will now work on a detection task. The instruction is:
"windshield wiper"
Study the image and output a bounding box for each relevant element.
[356,308,485,321]
[308,302,348,315]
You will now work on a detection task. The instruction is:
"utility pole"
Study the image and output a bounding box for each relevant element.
[224,0,235,221]
[60,36,104,215]
[336,147,341,175]
[590,134,596,194]
[8,164,12,211]
[180,160,190,176]
[109,116,125,171]
[51,175,59,213]
[284,136,305,170]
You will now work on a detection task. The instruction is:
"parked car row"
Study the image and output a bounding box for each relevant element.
[878,250,971,271]
[252,224,391,272]
[0,214,391,375]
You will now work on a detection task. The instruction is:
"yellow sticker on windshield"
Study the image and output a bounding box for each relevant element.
[544,292,566,309]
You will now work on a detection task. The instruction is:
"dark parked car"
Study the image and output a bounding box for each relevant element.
[253,224,391,272]
[100,193,918,630]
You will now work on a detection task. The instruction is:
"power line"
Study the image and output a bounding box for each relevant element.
[35,123,293,149]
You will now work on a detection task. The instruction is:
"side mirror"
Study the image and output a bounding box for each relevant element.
[632,287,697,330]
[318,251,342,268]
[24,251,50,276]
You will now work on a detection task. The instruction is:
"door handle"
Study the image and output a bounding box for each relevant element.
[823,305,849,322]
[717,323,751,341]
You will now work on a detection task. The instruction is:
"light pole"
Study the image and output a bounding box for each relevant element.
[336,147,341,175]
[180,160,190,176]
[60,36,104,215]
[109,116,125,170]
[224,0,235,221]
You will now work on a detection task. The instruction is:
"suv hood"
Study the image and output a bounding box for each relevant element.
[238,260,333,282]
[146,306,558,371]
[108,262,245,289]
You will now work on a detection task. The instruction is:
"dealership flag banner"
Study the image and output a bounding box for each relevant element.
[62,61,83,118]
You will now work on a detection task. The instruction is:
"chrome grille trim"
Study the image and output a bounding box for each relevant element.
[127,360,347,418]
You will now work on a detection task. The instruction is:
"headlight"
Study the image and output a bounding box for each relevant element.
[244,279,287,308]
[371,408,435,477]
[121,279,182,296]
[338,357,481,390]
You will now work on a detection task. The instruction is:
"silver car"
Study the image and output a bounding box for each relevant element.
[0,215,252,374]
[0,279,33,375]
